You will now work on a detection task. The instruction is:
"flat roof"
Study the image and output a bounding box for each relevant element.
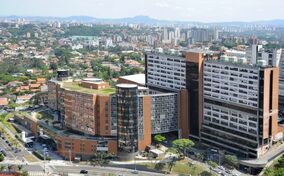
[63,82,115,95]
[119,74,145,86]
[116,84,138,88]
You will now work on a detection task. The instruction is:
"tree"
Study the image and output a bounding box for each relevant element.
[172,138,195,157]
[153,134,166,147]
[196,152,205,161]
[200,171,214,176]
[0,153,4,162]
[264,167,274,176]
[275,155,284,168]
[154,162,165,171]
[275,168,284,176]
[224,154,238,169]
[50,62,58,70]
[0,165,5,172]
[90,152,113,166]
[18,165,23,172]
[21,170,29,176]
[7,165,13,173]
[207,160,218,169]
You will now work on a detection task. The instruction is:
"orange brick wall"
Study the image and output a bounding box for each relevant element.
[138,96,152,150]
[81,81,110,90]
[179,89,189,138]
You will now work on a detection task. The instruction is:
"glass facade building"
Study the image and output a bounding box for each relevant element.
[116,84,139,160]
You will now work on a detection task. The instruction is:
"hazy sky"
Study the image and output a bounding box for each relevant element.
[1,0,284,22]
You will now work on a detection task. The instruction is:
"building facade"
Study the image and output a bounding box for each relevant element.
[145,53,186,92]
[201,60,280,158]
[116,84,139,160]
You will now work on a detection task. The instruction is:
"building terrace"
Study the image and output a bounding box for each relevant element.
[62,82,116,95]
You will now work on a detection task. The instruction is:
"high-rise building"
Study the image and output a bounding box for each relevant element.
[116,84,139,161]
[191,28,210,42]
[169,31,175,42]
[278,50,284,111]
[145,51,219,139]
[175,27,181,39]
[201,59,280,158]
[163,27,169,41]
[246,44,282,67]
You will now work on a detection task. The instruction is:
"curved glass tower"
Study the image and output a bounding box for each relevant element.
[116,84,139,160]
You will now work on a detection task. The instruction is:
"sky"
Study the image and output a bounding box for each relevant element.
[0,0,284,22]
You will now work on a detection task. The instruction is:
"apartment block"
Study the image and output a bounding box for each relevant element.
[201,59,280,158]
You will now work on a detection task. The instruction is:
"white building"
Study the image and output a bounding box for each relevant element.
[145,53,186,91]
[175,27,181,40]
[246,45,281,67]
[169,31,175,42]
[163,28,169,41]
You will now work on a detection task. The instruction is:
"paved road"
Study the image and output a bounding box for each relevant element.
[0,122,39,163]
[53,165,166,176]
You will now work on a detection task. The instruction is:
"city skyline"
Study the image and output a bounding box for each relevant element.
[1,0,284,22]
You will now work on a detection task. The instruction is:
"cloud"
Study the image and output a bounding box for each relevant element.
[154,2,169,8]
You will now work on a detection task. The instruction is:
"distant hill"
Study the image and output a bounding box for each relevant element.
[1,15,284,27]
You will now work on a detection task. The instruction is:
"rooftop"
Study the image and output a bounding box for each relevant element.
[63,82,115,95]
[119,74,145,86]
[116,84,138,88]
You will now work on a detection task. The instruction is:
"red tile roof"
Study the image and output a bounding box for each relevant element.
[0,98,8,106]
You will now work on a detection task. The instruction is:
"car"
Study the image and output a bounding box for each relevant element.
[80,170,88,174]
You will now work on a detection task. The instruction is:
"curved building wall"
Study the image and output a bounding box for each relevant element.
[116,84,139,161]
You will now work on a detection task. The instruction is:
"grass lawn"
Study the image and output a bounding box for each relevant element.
[63,82,116,95]
[0,113,17,134]
[140,158,211,176]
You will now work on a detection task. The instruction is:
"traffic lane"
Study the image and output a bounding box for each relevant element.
[0,137,16,158]
[54,165,125,175]
[54,165,164,176]
[0,164,43,172]
[0,136,34,162]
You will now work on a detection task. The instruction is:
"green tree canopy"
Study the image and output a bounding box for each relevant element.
[224,154,238,169]
[172,138,195,156]
[207,160,218,168]
[153,134,166,145]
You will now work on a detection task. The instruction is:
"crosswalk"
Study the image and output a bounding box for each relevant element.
[28,171,61,176]
[28,171,47,176]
